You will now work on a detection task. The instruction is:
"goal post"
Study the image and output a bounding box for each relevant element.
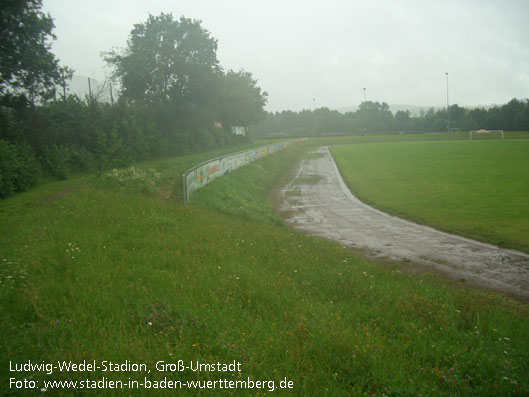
[469,129,504,141]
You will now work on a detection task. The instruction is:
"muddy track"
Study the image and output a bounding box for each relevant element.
[278,146,529,298]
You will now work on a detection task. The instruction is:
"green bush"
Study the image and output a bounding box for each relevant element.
[291,127,314,136]
[0,139,40,198]
[41,144,73,179]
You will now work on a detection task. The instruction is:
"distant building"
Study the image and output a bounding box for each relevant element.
[231,126,247,136]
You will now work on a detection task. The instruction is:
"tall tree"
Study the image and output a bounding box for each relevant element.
[394,110,411,131]
[105,13,220,107]
[217,69,267,128]
[0,0,70,104]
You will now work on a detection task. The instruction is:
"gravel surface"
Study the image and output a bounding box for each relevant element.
[278,146,529,298]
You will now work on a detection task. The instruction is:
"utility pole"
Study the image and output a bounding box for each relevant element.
[88,77,93,104]
[446,72,450,133]
[363,88,367,133]
[61,69,67,101]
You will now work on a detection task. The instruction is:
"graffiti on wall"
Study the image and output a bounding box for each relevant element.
[183,141,291,203]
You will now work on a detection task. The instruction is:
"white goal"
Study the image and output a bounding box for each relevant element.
[469,129,504,141]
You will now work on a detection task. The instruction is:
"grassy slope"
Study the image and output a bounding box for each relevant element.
[331,140,529,253]
[1,140,528,395]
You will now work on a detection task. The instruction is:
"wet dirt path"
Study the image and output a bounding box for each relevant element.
[278,147,529,298]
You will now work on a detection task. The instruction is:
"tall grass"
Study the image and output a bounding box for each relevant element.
[1,139,528,395]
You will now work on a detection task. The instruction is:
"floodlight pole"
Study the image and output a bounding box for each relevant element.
[363,88,367,133]
[312,97,315,111]
[445,72,450,133]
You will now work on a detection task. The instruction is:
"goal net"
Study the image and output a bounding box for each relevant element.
[469,129,504,141]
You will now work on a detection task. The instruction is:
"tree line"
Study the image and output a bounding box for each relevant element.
[252,99,529,137]
[0,2,267,198]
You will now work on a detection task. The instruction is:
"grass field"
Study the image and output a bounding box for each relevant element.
[1,137,529,395]
[331,140,529,253]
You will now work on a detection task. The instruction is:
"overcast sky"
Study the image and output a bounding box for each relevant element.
[42,0,529,112]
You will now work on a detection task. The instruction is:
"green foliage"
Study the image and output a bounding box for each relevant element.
[103,13,224,142]
[0,93,255,196]
[0,9,268,197]
[104,13,268,139]
[105,13,220,107]
[0,0,72,103]
[291,126,314,136]
[41,144,73,179]
[218,70,268,128]
[0,139,39,197]
[253,99,529,137]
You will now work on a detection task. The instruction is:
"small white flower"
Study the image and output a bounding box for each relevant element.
[148,322,152,326]
[40,388,47,392]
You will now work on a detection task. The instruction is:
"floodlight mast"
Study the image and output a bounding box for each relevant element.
[362,88,367,133]
[446,72,450,133]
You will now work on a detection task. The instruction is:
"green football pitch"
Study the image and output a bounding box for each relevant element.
[331,139,529,252]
